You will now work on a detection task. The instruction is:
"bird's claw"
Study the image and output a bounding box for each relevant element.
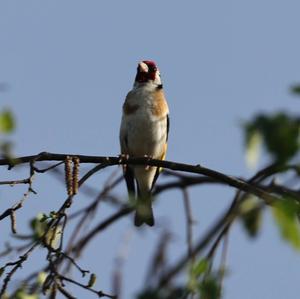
[118,154,129,163]
[143,155,152,170]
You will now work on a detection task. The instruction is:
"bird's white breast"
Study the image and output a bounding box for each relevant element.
[120,84,168,159]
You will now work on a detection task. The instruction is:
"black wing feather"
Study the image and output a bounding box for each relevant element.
[166,114,170,141]
[124,166,135,196]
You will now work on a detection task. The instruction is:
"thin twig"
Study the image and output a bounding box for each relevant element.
[72,205,133,255]
[157,200,239,288]
[33,161,64,173]
[182,188,194,264]
[58,274,116,298]
[56,283,76,299]
[218,231,229,293]
[0,178,31,185]
[0,243,39,296]
[0,165,36,223]
[10,210,17,234]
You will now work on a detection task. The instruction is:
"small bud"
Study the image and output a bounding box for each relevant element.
[10,210,17,234]
[87,273,97,288]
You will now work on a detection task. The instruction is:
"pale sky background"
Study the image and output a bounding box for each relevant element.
[1,1,300,299]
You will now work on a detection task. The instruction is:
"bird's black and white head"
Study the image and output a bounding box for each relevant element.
[134,60,162,88]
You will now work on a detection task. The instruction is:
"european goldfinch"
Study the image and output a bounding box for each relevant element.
[119,60,169,226]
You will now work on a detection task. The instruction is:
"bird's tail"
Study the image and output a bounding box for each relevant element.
[134,191,154,227]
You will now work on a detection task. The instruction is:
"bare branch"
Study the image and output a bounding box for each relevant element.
[0,154,296,297]
[0,152,281,204]
[72,206,133,255]
[0,178,31,185]
[182,188,195,264]
[0,243,38,296]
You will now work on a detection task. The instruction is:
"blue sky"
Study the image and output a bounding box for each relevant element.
[1,1,300,298]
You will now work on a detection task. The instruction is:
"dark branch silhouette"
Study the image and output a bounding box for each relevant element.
[0,152,299,298]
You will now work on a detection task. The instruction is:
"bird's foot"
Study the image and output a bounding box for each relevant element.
[118,154,130,163]
[143,155,152,170]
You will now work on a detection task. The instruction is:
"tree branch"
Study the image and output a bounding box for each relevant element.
[0,152,279,204]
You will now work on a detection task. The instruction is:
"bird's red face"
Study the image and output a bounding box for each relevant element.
[135,60,158,83]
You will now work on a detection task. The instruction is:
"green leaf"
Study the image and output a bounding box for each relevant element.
[49,211,58,219]
[188,258,210,293]
[37,271,47,286]
[15,287,39,299]
[31,214,50,240]
[245,129,262,169]
[243,113,300,163]
[198,276,221,299]
[39,213,49,223]
[87,273,97,288]
[191,258,209,278]
[291,84,300,95]
[240,196,262,238]
[44,225,62,249]
[272,198,300,250]
[0,110,15,133]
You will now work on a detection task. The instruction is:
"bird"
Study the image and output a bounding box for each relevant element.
[119,60,169,226]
